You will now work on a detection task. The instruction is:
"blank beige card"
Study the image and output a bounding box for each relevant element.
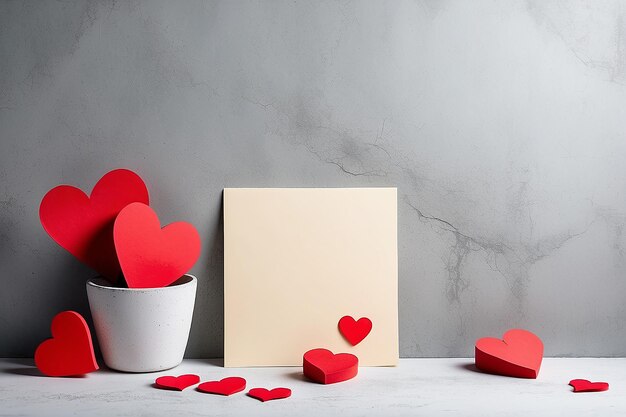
[224,188,398,367]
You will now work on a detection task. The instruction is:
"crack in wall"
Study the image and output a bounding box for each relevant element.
[241,94,392,177]
[525,0,626,85]
[301,140,388,177]
[404,197,509,304]
[407,193,593,309]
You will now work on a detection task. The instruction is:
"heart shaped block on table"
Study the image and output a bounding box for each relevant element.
[155,374,200,391]
[247,387,291,402]
[34,311,99,377]
[198,377,247,396]
[113,202,201,289]
[569,379,609,393]
[40,169,149,282]
[475,329,543,379]
[303,348,358,384]
[338,316,372,346]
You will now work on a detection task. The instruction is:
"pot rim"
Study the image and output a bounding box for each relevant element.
[86,274,196,292]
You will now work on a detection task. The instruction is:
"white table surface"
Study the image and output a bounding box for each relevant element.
[1,358,623,416]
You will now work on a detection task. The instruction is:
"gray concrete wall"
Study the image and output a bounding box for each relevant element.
[1,0,625,358]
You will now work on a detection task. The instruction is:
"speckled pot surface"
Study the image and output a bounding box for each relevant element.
[86,274,197,373]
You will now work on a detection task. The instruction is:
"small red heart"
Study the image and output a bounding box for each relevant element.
[338,316,372,346]
[197,377,247,396]
[40,169,149,282]
[155,374,200,391]
[247,387,291,402]
[475,329,543,379]
[113,202,201,288]
[569,379,609,393]
[34,311,99,377]
[303,348,358,384]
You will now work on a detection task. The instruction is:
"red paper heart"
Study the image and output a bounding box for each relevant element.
[113,202,201,288]
[247,387,291,402]
[475,329,543,379]
[569,379,609,393]
[338,316,372,346]
[34,311,99,377]
[39,169,149,282]
[155,374,200,391]
[303,348,358,384]
[197,377,247,396]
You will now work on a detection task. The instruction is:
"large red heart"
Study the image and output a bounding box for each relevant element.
[247,387,291,402]
[113,202,201,288]
[475,329,543,379]
[303,348,358,384]
[338,316,372,346]
[34,311,99,377]
[155,374,200,391]
[197,377,247,396]
[40,169,149,282]
[569,379,609,393]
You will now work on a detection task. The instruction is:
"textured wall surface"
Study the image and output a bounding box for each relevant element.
[1,1,625,358]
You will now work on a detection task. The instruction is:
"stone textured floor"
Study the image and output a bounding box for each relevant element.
[1,358,624,416]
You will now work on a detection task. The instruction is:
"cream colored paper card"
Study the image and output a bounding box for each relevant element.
[224,188,398,367]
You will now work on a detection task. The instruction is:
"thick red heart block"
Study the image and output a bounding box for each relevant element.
[303,348,358,384]
[34,311,99,377]
[338,316,372,346]
[247,388,291,402]
[569,379,609,393]
[113,202,201,288]
[155,374,200,391]
[40,169,149,282]
[197,377,247,396]
[475,329,543,379]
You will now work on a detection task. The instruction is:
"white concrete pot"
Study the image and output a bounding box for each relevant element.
[86,274,197,373]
